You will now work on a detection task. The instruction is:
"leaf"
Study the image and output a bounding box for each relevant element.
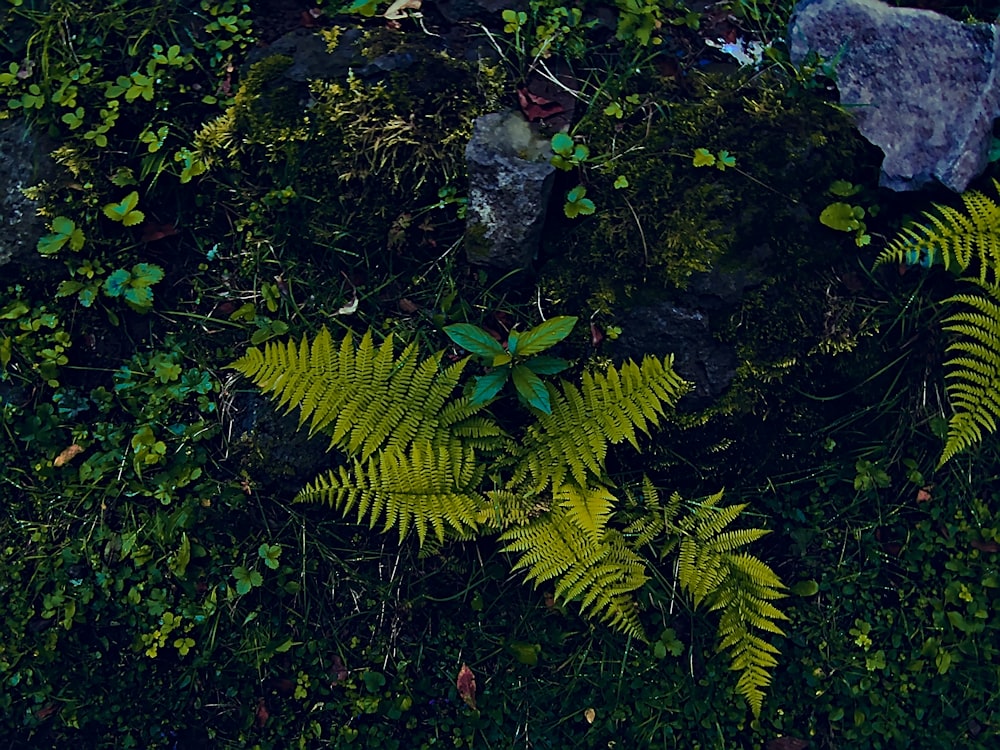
[516,316,577,357]
[584,707,596,724]
[53,443,84,467]
[103,269,131,298]
[717,150,736,169]
[829,179,861,197]
[512,365,550,413]
[141,222,178,243]
[522,355,570,375]
[172,533,191,578]
[103,191,140,222]
[820,202,862,232]
[613,175,629,189]
[456,663,476,709]
[258,543,282,570]
[692,148,716,167]
[790,579,819,597]
[471,369,508,404]
[507,329,520,356]
[443,323,506,359]
[383,0,421,19]
[508,641,540,666]
[517,83,564,123]
[124,285,154,309]
[131,263,164,287]
[551,132,574,156]
[564,197,595,219]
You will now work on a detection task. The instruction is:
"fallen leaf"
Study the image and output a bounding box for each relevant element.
[543,591,556,609]
[398,298,419,313]
[254,697,269,728]
[384,0,421,19]
[584,707,596,724]
[140,221,178,243]
[516,83,565,122]
[35,703,58,720]
[766,738,809,750]
[456,663,476,709]
[916,485,933,503]
[331,655,348,685]
[54,444,84,467]
[333,296,359,316]
[971,539,1000,553]
[590,322,604,347]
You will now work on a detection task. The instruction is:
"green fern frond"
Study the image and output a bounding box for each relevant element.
[516,356,689,491]
[501,498,648,639]
[623,479,683,552]
[296,440,485,546]
[670,489,787,717]
[938,280,1000,465]
[873,179,1000,283]
[228,327,474,460]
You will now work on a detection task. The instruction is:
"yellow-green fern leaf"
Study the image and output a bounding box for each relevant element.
[873,178,1000,282]
[295,439,485,546]
[501,504,648,639]
[516,355,689,491]
[228,327,475,460]
[939,279,1000,465]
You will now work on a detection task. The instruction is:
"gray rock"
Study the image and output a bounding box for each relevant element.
[464,111,555,269]
[788,0,1000,192]
[0,119,52,267]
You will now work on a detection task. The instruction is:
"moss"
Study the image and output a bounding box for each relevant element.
[539,68,877,312]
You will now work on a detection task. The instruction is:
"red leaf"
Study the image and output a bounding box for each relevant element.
[140,222,178,243]
[971,539,1000,553]
[590,322,604,347]
[331,655,348,685]
[516,84,565,122]
[456,663,476,709]
[254,698,269,728]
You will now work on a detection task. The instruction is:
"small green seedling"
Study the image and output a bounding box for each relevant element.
[693,148,736,171]
[443,315,578,413]
[550,133,589,171]
[103,263,164,311]
[819,180,872,247]
[37,216,85,255]
[563,185,595,218]
[103,191,145,226]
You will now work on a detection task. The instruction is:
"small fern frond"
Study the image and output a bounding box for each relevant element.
[295,440,485,546]
[516,356,689,491]
[556,483,615,543]
[228,328,475,460]
[873,179,1000,283]
[501,501,648,639]
[938,280,1000,465]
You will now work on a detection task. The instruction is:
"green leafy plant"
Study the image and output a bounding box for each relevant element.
[563,185,596,218]
[692,147,736,171]
[551,132,590,171]
[103,263,165,311]
[820,180,872,247]
[443,315,576,413]
[229,326,787,714]
[875,179,1000,465]
[102,190,145,226]
[37,216,85,255]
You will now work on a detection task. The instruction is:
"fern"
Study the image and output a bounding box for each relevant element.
[500,500,649,638]
[228,328,480,459]
[874,181,1000,464]
[938,279,1000,465]
[626,480,787,717]
[231,327,785,715]
[297,440,486,546]
[515,355,689,491]
[873,178,1000,284]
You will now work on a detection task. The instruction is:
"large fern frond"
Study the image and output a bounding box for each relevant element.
[873,178,1000,284]
[631,484,786,717]
[938,279,1000,465]
[228,328,478,460]
[500,502,649,639]
[296,439,486,546]
[514,356,689,491]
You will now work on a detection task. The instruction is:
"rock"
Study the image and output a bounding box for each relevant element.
[464,111,556,269]
[0,119,53,267]
[788,0,1000,192]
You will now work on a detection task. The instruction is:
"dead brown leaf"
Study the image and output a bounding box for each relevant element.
[456,663,476,709]
[54,444,84,467]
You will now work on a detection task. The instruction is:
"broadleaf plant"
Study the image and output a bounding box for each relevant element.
[444,316,577,413]
[102,190,145,226]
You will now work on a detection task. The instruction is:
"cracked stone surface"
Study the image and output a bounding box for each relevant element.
[789,0,1000,192]
[0,119,52,267]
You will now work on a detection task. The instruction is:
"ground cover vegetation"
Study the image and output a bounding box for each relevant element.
[3,0,1000,746]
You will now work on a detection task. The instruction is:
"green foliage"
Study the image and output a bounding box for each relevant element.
[443,315,576,413]
[876,179,1000,465]
[37,216,85,255]
[873,179,1000,280]
[563,184,596,218]
[102,263,165,312]
[102,191,145,226]
[626,480,787,715]
[820,180,873,246]
[692,147,736,170]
